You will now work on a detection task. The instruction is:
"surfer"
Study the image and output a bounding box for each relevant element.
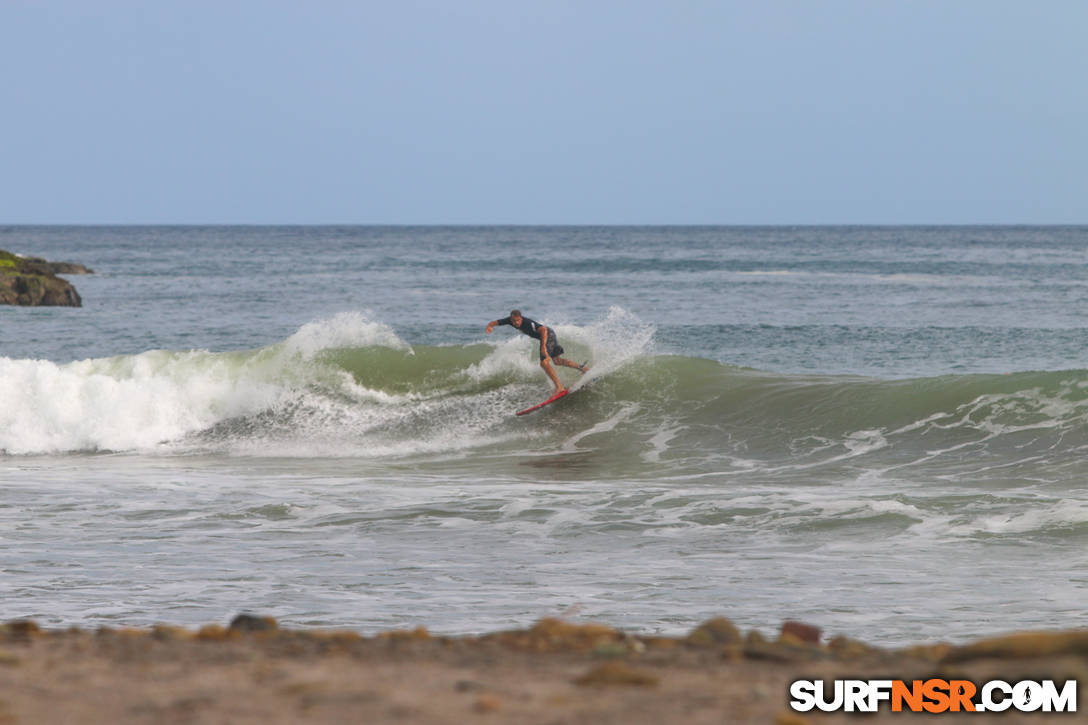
[486,310,588,393]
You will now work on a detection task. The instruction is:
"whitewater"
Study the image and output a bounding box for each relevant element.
[2,226,1086,645]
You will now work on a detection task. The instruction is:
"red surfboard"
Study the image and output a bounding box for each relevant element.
[515,389,569,416]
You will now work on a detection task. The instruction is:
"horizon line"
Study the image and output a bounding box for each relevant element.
[3,221,1087,228]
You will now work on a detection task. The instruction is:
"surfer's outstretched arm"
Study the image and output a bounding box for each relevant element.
[486,316,511,334]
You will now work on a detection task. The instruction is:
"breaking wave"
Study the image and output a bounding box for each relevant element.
[3,309,1088,490]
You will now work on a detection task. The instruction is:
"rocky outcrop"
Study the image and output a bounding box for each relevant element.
[0,249,89,306]
[16,256,93,275]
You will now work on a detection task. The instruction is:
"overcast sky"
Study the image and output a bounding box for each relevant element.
[2,0,1085,224]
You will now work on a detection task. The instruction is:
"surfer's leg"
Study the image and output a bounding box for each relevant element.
[540,358,566,392]
[553,356,588,373]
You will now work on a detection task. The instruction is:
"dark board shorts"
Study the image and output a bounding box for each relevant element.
[540,337,564,361]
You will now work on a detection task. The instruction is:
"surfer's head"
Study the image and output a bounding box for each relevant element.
[510,309,522,325]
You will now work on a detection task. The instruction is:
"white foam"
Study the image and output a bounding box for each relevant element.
[283,310,410,358]
[843,429,888,456]
[0,312,413,455]
[0,351,285,454]
[0,307,661,457]
[559,403,641,452]
[555,306,656,391]
[643,425,683,463]
[464,338,542,382]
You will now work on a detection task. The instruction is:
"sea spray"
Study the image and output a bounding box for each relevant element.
[0,311,412,455]
[0,351,284,454]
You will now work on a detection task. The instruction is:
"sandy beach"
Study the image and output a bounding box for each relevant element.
[1,615,1084,724]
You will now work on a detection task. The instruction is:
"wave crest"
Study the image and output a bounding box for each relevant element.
[3,308,1087,475]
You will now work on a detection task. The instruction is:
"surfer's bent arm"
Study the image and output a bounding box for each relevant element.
[539,326,550,358]
[485,317,509,334]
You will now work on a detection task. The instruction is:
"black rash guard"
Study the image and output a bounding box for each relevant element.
[496,316,546,339]
[495,316,564,360]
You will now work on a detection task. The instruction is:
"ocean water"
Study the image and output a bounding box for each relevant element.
[1,225,1086,646]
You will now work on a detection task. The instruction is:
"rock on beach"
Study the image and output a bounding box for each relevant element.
[2,614,1084,724]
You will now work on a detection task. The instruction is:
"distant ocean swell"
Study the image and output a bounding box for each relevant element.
[3,311,1088,488]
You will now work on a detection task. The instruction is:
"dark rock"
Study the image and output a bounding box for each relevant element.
[780,620,822,645]
[229,614,279,633]
[20,256,93,275]
[484,618,621,652]
[745,629,768,647]
[941,631,1088,663]
[685,617,742,648]
[2,620,42,641]
[827,634,878,660]
[0,248,87,307]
